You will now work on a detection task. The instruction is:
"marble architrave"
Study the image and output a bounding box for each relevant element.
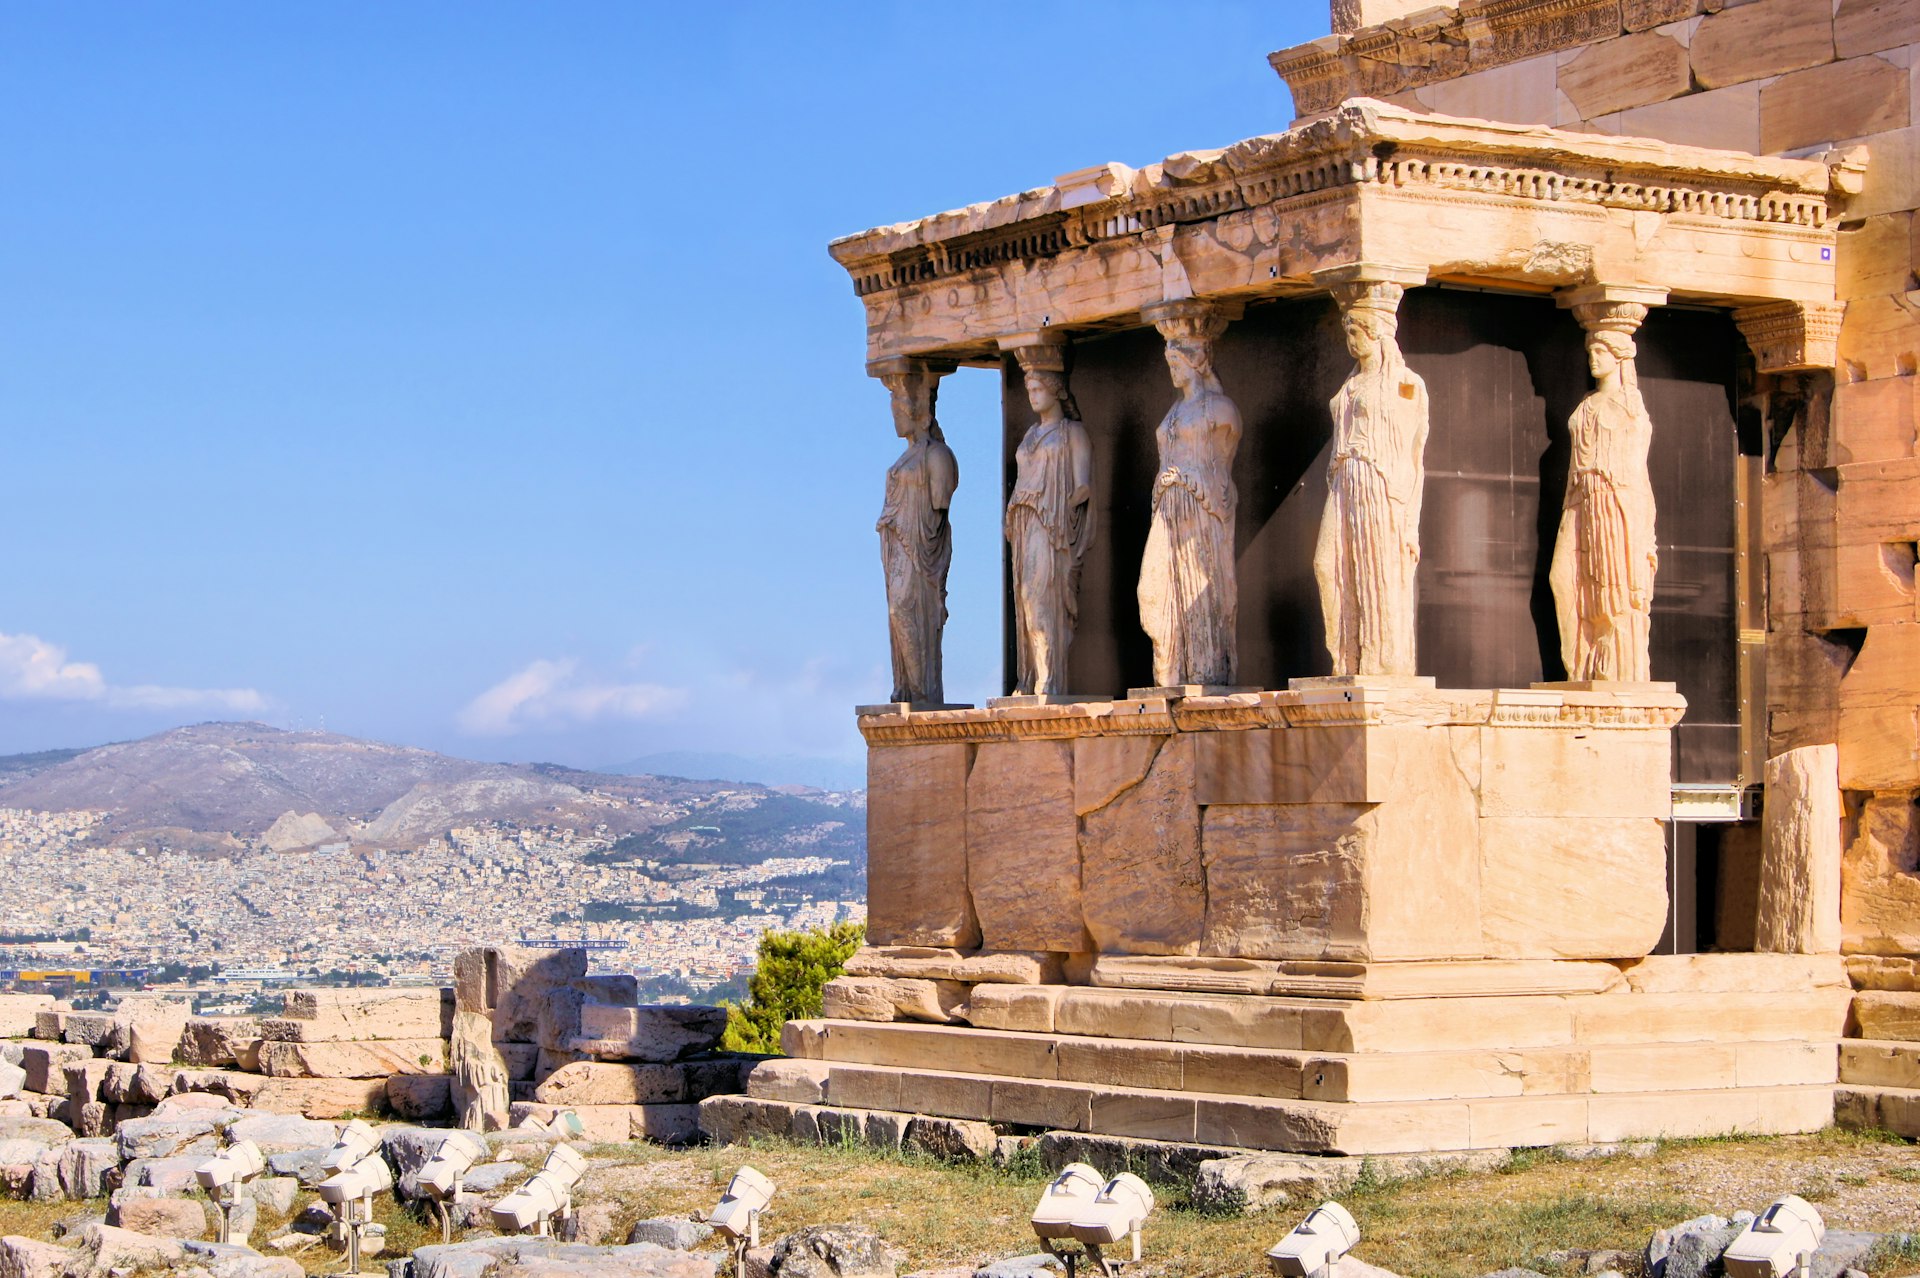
[875,358,958,705]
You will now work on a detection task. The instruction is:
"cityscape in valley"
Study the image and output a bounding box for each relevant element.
[0,722,865,1008]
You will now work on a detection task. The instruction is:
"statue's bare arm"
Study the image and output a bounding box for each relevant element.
[928,441,960,513]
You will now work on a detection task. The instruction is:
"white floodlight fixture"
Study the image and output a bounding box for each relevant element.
[194,1140,266,1244]
[1723,1196,1826,1278]
[317,1149,395,1278]
[489,1145,587,1237]
[1068,1174,1154,1271]
[1267,1201,1362,1278]
[1030,1163,1104,1243]
[710,1166,776,1276]
[320,1119,379,1174]
[418,1131,491,1244]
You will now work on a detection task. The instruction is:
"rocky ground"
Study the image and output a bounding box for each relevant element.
[1,1116,1916,1278]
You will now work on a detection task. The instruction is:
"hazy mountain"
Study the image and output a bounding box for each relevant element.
[0,722,855,855]
[604,750,865,793]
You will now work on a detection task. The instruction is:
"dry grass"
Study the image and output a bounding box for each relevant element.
[1,1128,1915,1278]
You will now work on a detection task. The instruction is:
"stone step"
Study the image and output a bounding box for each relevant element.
[1839,1039,1920,1089]
[964,985,1851,1052]
[1834,1084,1920,1139]
[780,1019,1836,1103]
[730,1068,1837,1156]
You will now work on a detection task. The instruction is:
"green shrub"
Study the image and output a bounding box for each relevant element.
[721,921,864,1054]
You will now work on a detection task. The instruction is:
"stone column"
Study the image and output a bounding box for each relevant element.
[1546,285,1669,686]
[1136,299,1246,692]
[872,355,961,709]
[1309,263,1431,683]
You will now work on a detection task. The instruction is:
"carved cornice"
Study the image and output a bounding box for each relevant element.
[829,102,1836,308]
[1272,0,1625,115]
[1734,301,1846,374]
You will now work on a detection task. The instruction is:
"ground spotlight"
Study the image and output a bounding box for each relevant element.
[489,1145,587,1237]
[418,1131,490,1244]
[710,1166,775,1276]
[1723,1195,1825,1278]
[319,1119,379,1175]
[1267,1201,1361,1277]
[317,1149,394,1277]
[1031,1166,1151,1277]
[194,1139,265,1243]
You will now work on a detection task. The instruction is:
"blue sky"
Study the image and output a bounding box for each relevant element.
[0,2,1315,780]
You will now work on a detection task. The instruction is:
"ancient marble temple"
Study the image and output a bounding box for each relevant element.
[732,0,1920,1156]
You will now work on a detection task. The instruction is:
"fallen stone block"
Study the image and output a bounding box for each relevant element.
[244,1175,301,1215]
[57,1139,119,1200]
[0,1138,51,1167]
[768,1225,896,1278]
[249,1078,386,1120]
[572,1005,728,1062]
[0,1117,73,1146]
[73,1104,110,1140]
[115,1113,226,1161]
[180,1018,263,1069]
[127,1154,207,1196]
[628,1219,713,1251]
[98,1064,138,1106]
[110,1195,208,1240]
[170,1069,269,1106]
[32,1011,68,1041]
[257,1039,448,1079]
[411,1237,717,1278]
[23,1045,93,1096]
[0,1236,70,1278]
[262,989,448,1043]
[61,1015,115,1051]
[181,1239,306,1278]
[532,1062,688,1106]
[131,1066,177,1106]
[0,1060,23,1102]
[1192,1148,1511,1213]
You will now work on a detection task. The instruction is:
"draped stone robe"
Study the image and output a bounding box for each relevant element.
[1007,418,1094,696]
[1138,386,1241,687]
[1551,387,1657,682]
[878,434,958,703]
[1314,355,1430,677]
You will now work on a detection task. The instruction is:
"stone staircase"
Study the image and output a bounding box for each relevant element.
[728,958,1852,1157]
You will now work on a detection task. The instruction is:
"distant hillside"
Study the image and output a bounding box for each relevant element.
[0,746,90,783]
[0,722,862,860]
[605,751,865,793]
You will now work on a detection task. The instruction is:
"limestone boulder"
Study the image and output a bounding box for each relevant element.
[61,1016,114,1051]
[108,1195,207,1240]
[627,1220,713,1251]
[0,1237,70,1278]
[179,1019,261,1069]
[54,1140,119,1200]
[531,1063,687,1106]
[412,1238,716,1278]
[23,1046,93,1096]
[225,1113,338,1154]
[767,1225,897,1278]
[0,1061,25,1102]
[115,1114,225,1162]
[0,1118,73,1147]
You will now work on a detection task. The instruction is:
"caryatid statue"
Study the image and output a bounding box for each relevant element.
[1313,279,1430,677]
[1005,341,1095,696]
[874,357,959,704]
[1138,301,1242,688]
[1550,299,1659,683]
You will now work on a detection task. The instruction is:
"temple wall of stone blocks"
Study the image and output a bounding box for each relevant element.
[1267,0,1920,1142]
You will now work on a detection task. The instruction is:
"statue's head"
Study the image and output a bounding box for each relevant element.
[1342,308,1397,362]
[1164,336,1217,391]
[1586,329,1635,381]
[1024,368,1078,421]
[882,366,938,440]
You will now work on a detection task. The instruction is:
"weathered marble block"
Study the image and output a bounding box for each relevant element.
[857,685,1680,968]
[865,744,978,947]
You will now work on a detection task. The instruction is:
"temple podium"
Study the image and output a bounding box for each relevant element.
[727,688,1846,1156]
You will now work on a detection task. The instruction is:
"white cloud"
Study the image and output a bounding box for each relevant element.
[458,657,688,735]
[0,632,268,714]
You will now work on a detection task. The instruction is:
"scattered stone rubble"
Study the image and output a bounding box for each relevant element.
[0,947,748,1151]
